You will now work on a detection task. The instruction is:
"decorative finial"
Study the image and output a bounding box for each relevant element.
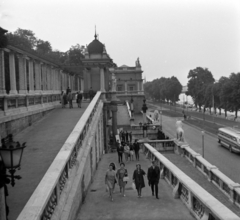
[94,25,97,39]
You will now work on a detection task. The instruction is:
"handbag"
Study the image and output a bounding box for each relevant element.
[132,182,136,190]
[123,176,129,182]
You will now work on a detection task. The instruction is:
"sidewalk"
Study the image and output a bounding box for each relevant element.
[6,102,89,220]
[77,151,194,220]
[163,153,240,217]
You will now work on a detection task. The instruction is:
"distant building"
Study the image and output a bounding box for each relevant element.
[110,58,145,113]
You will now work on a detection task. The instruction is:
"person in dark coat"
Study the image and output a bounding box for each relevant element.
[129,131,132,142]
[66,86,71,95]
[89,87,94,100]
[133,139,140,161]
[77,91,83,108]
[116,140,124,163]
[121,131,126,142]
[133,163,146,198]
[125,131,129,142]
[147,160,160,199]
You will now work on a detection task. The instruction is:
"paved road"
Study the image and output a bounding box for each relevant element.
[148,106,240,184]
[77,152,194,220]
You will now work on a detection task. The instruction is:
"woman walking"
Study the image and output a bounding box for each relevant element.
[105,163,117,201]
[116,163,128,197]
[124,143,130,162]
[133,163,146,198]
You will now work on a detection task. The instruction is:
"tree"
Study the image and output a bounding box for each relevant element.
[219,77,231,117]
[64,44,84,65]
[36,39,52,54]
[187,67,215,110]
[6,28,37,50]
[0,27,8,48]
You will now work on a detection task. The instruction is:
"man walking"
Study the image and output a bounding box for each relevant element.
[133,139,140,161]
[147,160,160,199]
[116,140,124,163]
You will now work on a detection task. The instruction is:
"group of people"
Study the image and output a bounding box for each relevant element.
[116,139,140,163]
[119,130,132,143]
[105,160,160,201]
[60,87,83,109]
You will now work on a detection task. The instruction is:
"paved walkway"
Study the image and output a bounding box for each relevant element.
[77,151,194,220]
[6,102,89,220]
[163,153,240,217]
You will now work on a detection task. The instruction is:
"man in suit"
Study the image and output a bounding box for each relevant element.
[147,160,160,199]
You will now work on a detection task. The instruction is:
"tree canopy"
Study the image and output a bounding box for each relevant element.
[144,76,182,103]
[5,28,84,68]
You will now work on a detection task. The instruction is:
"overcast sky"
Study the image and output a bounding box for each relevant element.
[1,0,240,86]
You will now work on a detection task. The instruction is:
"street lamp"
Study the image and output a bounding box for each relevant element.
[0,134,26,219]
[201,131,205,158]
[0,134,26,186]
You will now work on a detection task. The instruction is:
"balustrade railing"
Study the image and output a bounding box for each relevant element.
[0,93,61,115]
[126,101,131,118]
[175,142,240,209]
[142,143,240,220]
[17,92,102,220]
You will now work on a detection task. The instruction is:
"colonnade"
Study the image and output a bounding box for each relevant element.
[0,48,83,96]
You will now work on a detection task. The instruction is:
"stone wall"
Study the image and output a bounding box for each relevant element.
[0,102,59,138]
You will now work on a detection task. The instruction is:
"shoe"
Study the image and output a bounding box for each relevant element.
[123,194,126,197]
[156,196,159,199]
[152,192,154,196]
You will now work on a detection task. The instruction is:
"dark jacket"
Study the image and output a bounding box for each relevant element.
[133,142,140,152]
[147,166,160,184]
[133,169,146,189]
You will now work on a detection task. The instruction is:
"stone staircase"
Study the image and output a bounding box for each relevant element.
[117,104,130,126]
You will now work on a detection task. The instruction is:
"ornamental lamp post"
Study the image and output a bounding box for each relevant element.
[0,134,26,187]
[0,134,26,219]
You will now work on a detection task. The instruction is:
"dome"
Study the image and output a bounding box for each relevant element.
[87,37,104,54]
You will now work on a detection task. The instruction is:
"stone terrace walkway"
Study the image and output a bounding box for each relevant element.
[163,153,240,217]
[77,152,194,220]
[7,102,89,220]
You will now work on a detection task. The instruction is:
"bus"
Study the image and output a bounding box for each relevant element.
[218,127,240,153]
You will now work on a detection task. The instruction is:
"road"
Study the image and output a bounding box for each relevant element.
[148,105,240,184]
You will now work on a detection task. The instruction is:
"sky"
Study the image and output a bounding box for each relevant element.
[1,0,240,86]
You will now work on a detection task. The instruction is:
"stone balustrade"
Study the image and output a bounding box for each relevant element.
[174,142,240,209]
[142,143,240,220]
[17,92,104,220]
[125,100,131,118]
[138,139,175,152]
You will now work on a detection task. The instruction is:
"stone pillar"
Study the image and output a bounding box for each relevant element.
[77,77,80,91]
[111,104,118,137]
[41,64,45,92]
[141,80,144,93]
[28,59,34,93]
[0,49,6,95]
[18,55,27,94]
[137,81,140,94]
[124,81,127,94]
[81,78,84,92]
[100,67,105,92]
[9,52,17,94]
[87,71,91,90]
[34,62,41,93]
